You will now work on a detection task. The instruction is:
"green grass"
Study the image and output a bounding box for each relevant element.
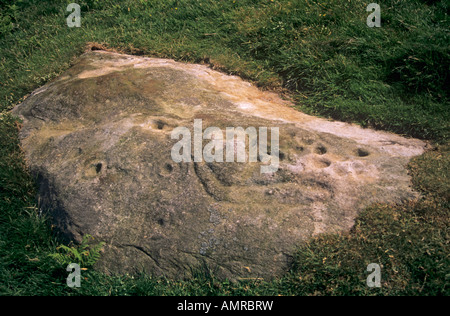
[1,0,449,140]
[0,0,448,296]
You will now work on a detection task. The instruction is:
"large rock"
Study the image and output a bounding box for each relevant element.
[13,51,427,280]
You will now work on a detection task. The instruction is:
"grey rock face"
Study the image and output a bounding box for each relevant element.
[13,51,427,280]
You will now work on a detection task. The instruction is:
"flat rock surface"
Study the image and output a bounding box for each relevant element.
[13,51,427,279]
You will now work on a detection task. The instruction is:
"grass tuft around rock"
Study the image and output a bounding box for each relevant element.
[0,0,448,296]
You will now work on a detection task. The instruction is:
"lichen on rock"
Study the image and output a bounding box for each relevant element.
[13,51,427,280]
